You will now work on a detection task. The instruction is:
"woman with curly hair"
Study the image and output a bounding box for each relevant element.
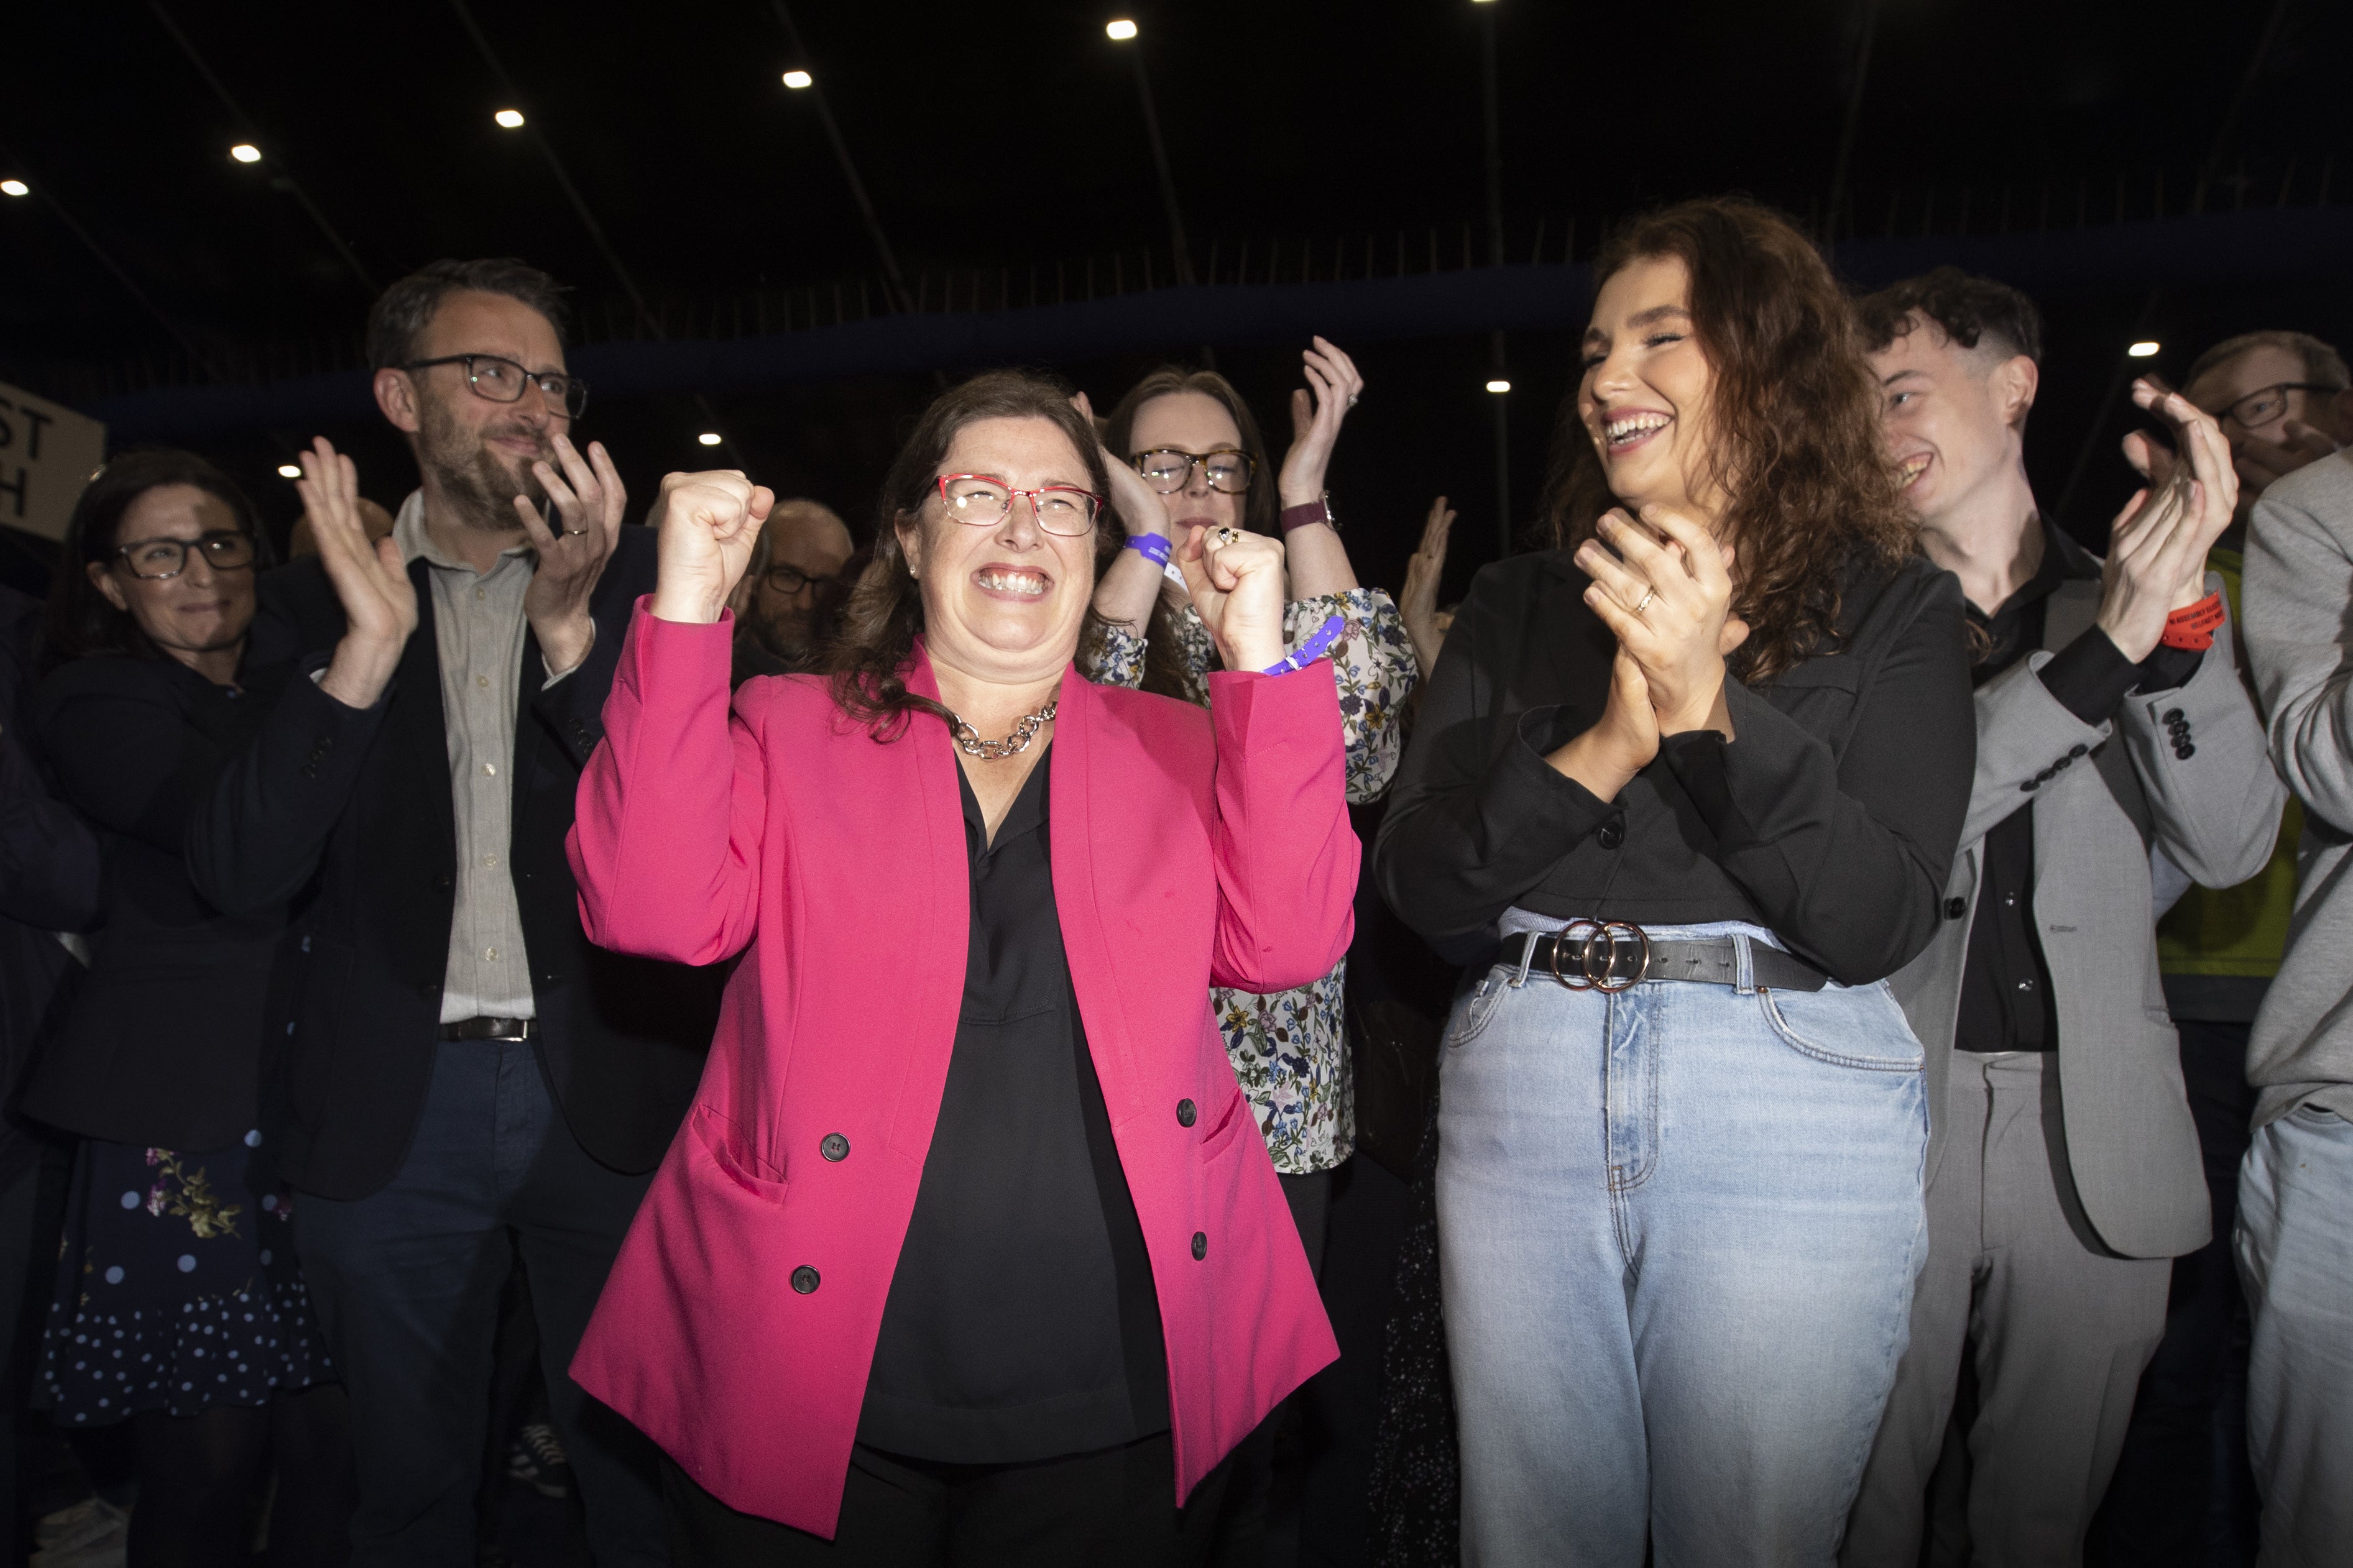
[1373,198,1975,1564]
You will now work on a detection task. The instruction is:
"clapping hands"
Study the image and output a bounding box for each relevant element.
[296,436,418,711]
[2102,380,2239,661]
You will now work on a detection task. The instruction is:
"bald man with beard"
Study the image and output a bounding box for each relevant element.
[728,497,854,685]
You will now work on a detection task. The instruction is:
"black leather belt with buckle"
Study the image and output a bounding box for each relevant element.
[439,1016,538,1042]
[1498,922,1828,993]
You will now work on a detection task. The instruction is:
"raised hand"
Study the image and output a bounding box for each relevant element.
[297,436,418,711]
[2102,379,2239,661]
[1576,503,1740,735]
[1177,526,1286,674]
[648,470,775,625]
[517,433,626,672]
[1400,496,1456,677]
[1078,391,1175,547]
[1277,337,1366,510]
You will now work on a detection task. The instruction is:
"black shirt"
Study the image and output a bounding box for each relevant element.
[859,745,1170,1463]
[1958,522,2203,1052]
[1376,548,1976,985]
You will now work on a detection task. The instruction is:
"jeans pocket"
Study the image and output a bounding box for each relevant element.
[1757,983,1925,1071]
[1444,972,1508,1050]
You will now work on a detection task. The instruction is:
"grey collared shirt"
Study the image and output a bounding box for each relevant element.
[392,493,585,1022]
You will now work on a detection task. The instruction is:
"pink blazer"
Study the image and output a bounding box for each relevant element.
[565,603,1354,1537]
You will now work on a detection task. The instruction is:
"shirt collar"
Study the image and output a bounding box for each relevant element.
[391,488,538,572]
[959,742,1054,851]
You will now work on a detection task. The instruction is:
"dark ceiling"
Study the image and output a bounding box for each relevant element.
[2,0,2346,597]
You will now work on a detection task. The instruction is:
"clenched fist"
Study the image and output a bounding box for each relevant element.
[647,470,776,626]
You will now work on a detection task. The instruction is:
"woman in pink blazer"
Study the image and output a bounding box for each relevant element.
[565,371,1353,1564]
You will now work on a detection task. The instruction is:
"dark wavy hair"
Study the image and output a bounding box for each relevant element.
[1540,198,1915,683]
[44,448,272,667]
[825,370,1117,739]
[1098,366,1278,704]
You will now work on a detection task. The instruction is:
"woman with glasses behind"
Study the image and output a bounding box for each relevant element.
[29,449,407,1564]
[1087,340,1416,1263]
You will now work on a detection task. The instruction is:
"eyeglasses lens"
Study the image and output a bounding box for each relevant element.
[1136,451,1251,495]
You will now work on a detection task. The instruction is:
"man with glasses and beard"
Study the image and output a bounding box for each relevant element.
[198,258,719,1564]
[725,497,854,685]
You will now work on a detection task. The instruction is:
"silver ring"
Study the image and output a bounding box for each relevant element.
[563,527,591,536]
[1212,526,1243,547]
[1347,394,1359,408]
[1632,585,1656,614]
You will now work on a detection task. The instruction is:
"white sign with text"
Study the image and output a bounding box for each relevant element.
[0,380,106,543]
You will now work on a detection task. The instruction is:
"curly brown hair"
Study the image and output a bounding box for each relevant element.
[824,369,1118,739]
[1540,198,1915,682]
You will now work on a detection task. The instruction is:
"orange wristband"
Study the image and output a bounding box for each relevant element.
[2161,592,2225,651]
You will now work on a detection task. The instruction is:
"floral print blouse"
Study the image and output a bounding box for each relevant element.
[1089,587,1418,1173]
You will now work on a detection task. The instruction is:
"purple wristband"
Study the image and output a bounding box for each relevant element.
[1125,532,1172,567]
[1261,613,1345,677]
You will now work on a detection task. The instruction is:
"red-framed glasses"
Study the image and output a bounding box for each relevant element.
[935,474,1103,536]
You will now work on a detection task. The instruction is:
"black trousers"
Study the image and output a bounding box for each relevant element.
[663,1433,1232,1567]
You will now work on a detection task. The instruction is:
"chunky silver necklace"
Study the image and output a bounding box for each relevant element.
[947,696,1057,759]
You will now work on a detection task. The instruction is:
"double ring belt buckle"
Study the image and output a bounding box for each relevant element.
[1547,919,1651,993]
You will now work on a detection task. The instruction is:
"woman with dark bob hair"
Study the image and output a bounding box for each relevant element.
[1375,198,1976,1562]
[564,369,1356,1562]
[31,449,367,1561]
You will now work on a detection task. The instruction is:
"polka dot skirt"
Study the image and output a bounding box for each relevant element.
[39,1132,333,1426]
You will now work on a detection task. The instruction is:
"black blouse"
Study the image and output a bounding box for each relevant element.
[1375,548,1976,985]
[858,745,1169,1463]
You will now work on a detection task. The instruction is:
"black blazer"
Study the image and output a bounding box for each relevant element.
[26,646,293,1150]
[0,587,101,1180]
[195,525,720,1200]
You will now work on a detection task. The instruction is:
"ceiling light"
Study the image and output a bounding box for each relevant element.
[781,70,813,89]
[1106,19,1138,39]
[494,109,526,129]
[277,464,302,479]
[2128,341,2160,358]
[0,180,26,198]
[698,432,723,447]
[1486,378,1512,394]
[230,143,262,164]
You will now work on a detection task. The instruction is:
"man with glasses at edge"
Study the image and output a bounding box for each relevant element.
[725,497,854,685]
[191,257,719,1564]
[2181,331,2353,536]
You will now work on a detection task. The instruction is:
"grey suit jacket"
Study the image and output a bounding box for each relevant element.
[1889,562,2285,1260]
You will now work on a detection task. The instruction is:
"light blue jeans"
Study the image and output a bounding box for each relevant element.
[2236,1103,2353,1568]
[1438,915,1929,1567]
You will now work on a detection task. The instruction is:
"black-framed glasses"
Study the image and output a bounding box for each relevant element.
[116,531,256,580]
[934,474,1103,536]
[760,562,837,596]
[2210,381,2343,431]
[401,354,589,420]
[1132,447,1255,495]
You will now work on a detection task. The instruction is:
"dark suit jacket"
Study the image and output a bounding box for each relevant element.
[26,646,292,1150]
[195,525,719,1200]
[0,587,100,1180]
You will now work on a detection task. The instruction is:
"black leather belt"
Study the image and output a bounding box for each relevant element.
[1497,922,1828,993]
[439,1016,537,1042]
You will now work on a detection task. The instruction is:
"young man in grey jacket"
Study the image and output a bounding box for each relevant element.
[2240,443,2353,1567]
[1841,270,2285,1566]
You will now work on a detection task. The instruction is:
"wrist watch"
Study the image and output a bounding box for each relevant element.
[1280,492,1338,534]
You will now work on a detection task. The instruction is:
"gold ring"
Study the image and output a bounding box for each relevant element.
[1213,526,1243,547]
[1632,585,1656,614]
[563,527,591,537]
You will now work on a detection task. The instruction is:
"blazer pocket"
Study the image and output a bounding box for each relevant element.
[686,1103,788,1206]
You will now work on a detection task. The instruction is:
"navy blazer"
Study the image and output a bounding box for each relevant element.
[194,525,721,1200]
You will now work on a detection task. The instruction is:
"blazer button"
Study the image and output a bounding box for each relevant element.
[2163,708,2185,725]
[434,872,453,889]
[1176,1099,1197,1128]
[819,1133,850,1162]
[418,981,439,999]
[2069,743,2088,758]
[2176,742,2196,759]
[1943,897,1966,920]
[791,1265,821,1294]
[1190,1231,1208,1261]
[1596,820,1625,850]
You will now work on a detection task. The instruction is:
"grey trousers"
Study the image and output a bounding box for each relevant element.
[1843,1052,2171,1567]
